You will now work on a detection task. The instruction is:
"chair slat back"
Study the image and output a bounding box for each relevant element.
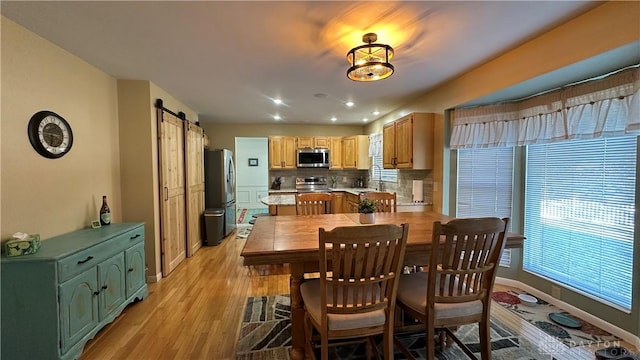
[359,192,397,212]
[319,224,409,315]
[429,217,509,304]
[296,193,333,215]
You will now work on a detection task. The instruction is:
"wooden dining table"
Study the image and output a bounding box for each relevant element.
[240,212,524,360]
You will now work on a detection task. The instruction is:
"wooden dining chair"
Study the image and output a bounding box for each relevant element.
[394,217,509,360]
[359,192,397,212]
[295,192,333,215]
[300,223,409,360]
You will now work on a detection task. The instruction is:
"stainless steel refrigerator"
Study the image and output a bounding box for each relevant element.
[205,149,236,238]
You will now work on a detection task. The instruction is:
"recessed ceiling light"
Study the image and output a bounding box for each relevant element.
[372,111,380,116]
[314,93,328,98]
[331,117,337,122]
[362,118,369,122]
[345,101,355,107]
[273,98,283,105]
[273,115,281,120]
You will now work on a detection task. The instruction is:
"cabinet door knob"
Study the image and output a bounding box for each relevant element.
[77,256,94,265]
[128,268,135,272]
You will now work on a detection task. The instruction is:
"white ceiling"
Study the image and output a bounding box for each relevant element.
[2,1,631,125]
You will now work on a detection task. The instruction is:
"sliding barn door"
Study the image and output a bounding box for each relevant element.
[157,110,187,276]
[185,122,205,257]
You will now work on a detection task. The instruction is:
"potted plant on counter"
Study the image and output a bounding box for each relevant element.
[358,199,377,224]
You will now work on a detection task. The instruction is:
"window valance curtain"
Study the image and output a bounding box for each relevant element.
[450,66,639,149]
[369,132,382,156]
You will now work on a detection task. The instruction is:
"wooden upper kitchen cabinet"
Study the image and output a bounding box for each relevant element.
[269,136,296,169]
[329,136,343,169]
[296,136,329,149]
[383,112,434,169]
[342,135,369,170]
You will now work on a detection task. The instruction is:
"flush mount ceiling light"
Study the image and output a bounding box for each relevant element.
[346,33,394,82]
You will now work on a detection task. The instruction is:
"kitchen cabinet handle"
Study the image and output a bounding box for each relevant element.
[93,291,100,296]
[77,256,94,265]
[101,285,108,290]
[164,187,169,201]
[128,268,134,272]
[130,234,141,240]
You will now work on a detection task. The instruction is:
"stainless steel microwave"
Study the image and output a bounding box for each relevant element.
[297,148,330,168]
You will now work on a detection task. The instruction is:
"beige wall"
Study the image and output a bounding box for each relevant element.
[1,17,121,240]
[202,123,365,152]
[0,16,199,279]
[366,1,640,125]
[118,80,199,280]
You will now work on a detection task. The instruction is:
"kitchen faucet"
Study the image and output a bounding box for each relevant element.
[373,164,384,191]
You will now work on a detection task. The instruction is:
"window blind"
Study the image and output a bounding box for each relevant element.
[457,147,514,219]
[457,147,514,266]
[524,136,637,310]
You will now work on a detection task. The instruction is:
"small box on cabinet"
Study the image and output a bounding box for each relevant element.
[4,234,41,257]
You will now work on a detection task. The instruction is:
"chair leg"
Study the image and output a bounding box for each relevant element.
[393,334,415,360]
[321,333,329,360]
[426,325,436,360]
[383,323,394,359]
[479,318,492,360]
[443,327,479,360]
[304,314,315,359]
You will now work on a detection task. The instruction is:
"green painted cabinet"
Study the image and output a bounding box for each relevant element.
[1,223,147,360]
[59,267,99,354]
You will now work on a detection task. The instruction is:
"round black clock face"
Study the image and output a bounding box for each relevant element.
[27,110,73,159]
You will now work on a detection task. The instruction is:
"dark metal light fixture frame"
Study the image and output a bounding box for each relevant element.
[346,33,394,82]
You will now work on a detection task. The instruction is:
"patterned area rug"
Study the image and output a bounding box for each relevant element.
[236,295,551,360]
[492,289,619,348]
[237,208,269,225]
[236,226,252,239]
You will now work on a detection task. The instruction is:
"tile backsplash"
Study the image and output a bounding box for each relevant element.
[269,168,433,205]
[270,169,368,189]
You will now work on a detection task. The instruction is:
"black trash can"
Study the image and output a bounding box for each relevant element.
[203,208,224,246]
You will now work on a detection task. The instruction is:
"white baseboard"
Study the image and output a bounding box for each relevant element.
[146,272,162,283]
[495,277,640,349]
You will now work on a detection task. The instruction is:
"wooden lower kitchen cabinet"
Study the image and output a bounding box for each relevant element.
[1,223,147,360]
[332,192,345,213]
[345,192,360,213]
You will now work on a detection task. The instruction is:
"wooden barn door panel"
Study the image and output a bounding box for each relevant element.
[158,110,186,276]
[185,123,205,257]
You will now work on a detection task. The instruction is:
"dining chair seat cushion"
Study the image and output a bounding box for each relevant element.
[397,272,483,320]
[300,279,386,331]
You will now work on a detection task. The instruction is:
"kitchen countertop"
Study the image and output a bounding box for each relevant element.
[263,188,432,207]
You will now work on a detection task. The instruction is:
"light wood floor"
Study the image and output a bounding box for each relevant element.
[80,231,637,360]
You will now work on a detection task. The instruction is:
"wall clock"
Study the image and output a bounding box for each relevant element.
[27,110,74,159]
